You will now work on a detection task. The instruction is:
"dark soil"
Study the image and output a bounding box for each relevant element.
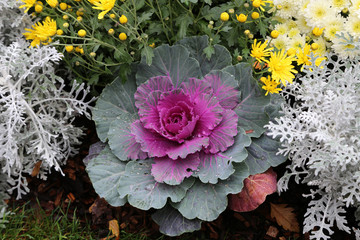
[9,116,357,240]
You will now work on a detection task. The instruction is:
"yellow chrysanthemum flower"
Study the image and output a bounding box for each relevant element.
[250,39,273,63]
[19,0,37,12]
[251,0,273,11]
[23,18,57,47]
[296,44,312,67]
[266,49,297,86]
[260,75,282,96]
[92,0,115,19]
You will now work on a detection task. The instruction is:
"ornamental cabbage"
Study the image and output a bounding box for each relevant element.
[87,36,286,236]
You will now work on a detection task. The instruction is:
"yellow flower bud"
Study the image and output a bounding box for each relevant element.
[236,14,247,23]
[244,29,250,35]
[90,52,96,57]
[77,16,83,22]
[63,22,69,28]
[149,43,155,48]
[220,12,229,21]
[119,15,128,24]
[209,20,214,25]
[75,61,80,66]
[311,43,319,50]
[312,27,324,37]
[108,28,115,35]
[76,10,84,16]
[75,46,81,52]
[63,15,69,20]
[34,4,43,13]
[80,48,84,54]
[248,33,254,39]
[65,45,74,53]
[270,30,280,39]
[237,55,243,61]
[59,2,67,10]
[56,29,63,35]
[244,3,250,7]
[119,32,127,40]
[78,29,86,37]
[46,0,58,8]
[287,48,296,56]
[252,0,261,8]
[228,9,234,14]
[109,13,116,19]
[251,12,260,19]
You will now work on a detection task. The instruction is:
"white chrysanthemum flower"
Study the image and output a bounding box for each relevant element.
[295,15,313,33]
[270,34,289,51]
[331,32,360,59]
[286,34,306,49]
[313,36,328,55]
[345,14,360,37]
[275,23,288,35]
[350,0,360,11]
[275,0,298,19]
[331,0,350,11]
[303,0,336,28]
[324,15,345,40]
[288,27,301,37]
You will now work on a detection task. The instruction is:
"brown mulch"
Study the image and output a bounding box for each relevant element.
[9,116,357,240]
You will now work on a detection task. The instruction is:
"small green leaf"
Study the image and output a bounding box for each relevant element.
[203,45,215,60]
[141,45,154,66]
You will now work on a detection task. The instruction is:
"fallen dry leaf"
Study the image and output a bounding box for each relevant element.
[229,168,277,212]
[31,161,42,177]
[109,219,120,238]
[270,203,300,233]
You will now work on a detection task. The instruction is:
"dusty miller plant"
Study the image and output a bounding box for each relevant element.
[0,0,95,203]
[266,55,360,240]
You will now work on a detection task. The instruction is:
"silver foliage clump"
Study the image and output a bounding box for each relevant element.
[0,0,95,201]
[266,55,360,240]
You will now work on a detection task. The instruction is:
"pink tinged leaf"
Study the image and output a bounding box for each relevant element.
[180,78,213,101]
[138,91,162,131]
[134,76,174,109]
[206,109,238,154]
[192,93,224,137]
[151,153,200,185]
[203,74,239,109]
[228,168,277,212]
[124,133,149,160]
[131,120,209,160]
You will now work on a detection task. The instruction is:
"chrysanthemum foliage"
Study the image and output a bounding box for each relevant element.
[87,36,286,236]
[266,56,360,240]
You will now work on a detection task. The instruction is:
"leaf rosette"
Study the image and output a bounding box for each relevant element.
[87,36,286,236]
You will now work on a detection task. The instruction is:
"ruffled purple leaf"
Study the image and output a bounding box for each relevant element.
[134,75,173,109]
[203,72,239,110]
[192,93,224,137]
[157,90,198,142]
[206,109,238,154]
[131,120,209,160]
[138,91,162,131]
[151,153,200,185]
[195,152,235,184]
[181,78,213,102]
